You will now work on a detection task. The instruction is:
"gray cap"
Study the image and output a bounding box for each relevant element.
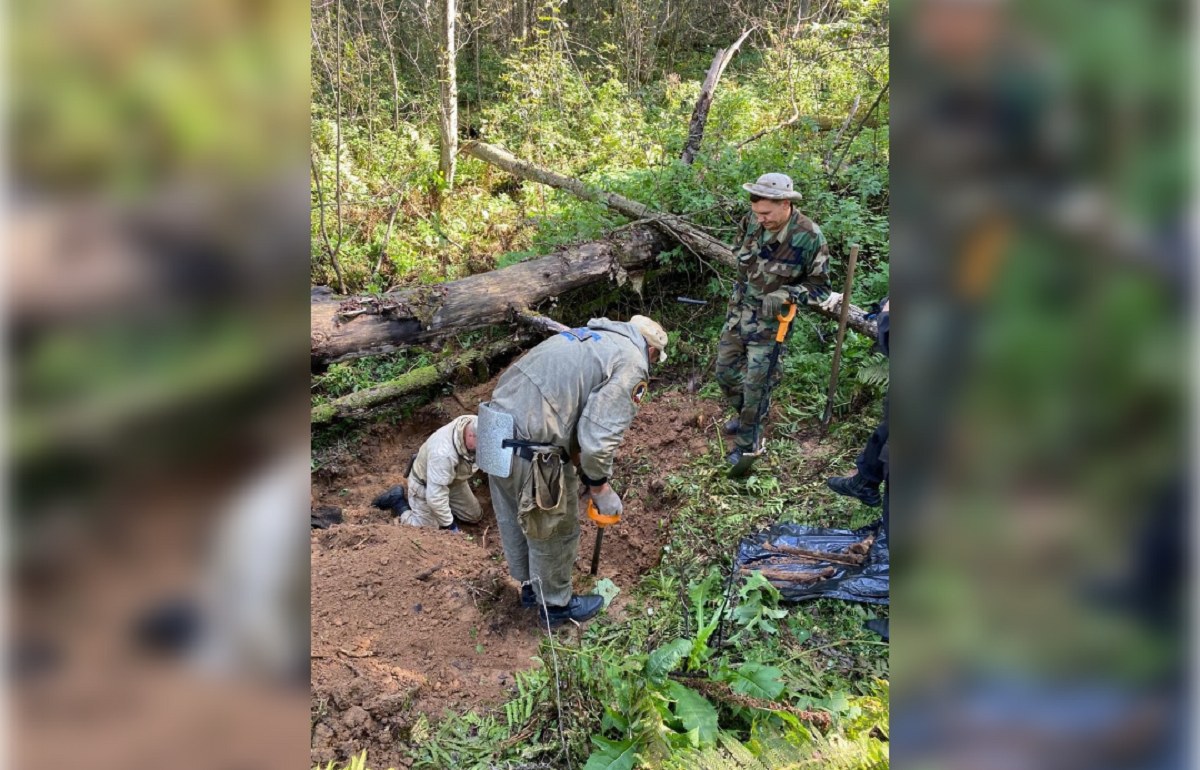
[742,172,803,201]
[629,315,668,363]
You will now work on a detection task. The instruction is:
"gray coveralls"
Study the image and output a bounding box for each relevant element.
[402,415,483,528]
[487,318,649,607]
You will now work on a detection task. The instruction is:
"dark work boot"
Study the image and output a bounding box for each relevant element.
[538,594,604,628]
[723,417,740,436]
[520,584,537,608]
[726,447,746,466]
[827,474,882,507]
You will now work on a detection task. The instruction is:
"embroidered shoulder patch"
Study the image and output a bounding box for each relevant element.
[631,381,648,405]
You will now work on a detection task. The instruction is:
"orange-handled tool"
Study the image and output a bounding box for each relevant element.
[728,301,796,479]
[775,301,797,342]
[587,498,619,576]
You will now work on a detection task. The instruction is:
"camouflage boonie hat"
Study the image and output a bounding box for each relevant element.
[742,173,803,201]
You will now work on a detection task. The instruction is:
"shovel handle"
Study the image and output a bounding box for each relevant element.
[823,244,860,425]
[586,498,619,527]
[775,302,797,343]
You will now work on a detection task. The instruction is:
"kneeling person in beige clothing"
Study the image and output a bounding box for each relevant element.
[402,415,483,529]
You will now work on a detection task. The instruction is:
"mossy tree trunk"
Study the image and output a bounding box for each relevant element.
[312,337,524,425]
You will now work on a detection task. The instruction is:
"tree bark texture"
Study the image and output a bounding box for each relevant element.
[680,28,754,165]
[310,224,672,366]
[437,0,458,190]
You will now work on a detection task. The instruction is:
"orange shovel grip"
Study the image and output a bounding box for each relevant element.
[775,302,797,342]
[587,499,619,527]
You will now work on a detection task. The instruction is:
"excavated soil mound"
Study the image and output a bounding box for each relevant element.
[310,523,542,767]
[311,372,723,766]
[581,390,721,583]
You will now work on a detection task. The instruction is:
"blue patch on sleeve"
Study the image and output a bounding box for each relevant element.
[559,328,601,342]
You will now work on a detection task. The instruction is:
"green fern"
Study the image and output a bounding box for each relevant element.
[855,354,890,389]
[506,667,548,729]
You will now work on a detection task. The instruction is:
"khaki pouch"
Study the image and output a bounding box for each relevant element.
[517,450,567,540]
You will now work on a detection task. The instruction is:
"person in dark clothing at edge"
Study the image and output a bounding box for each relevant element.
[826,296,890,518]
[823,295,889,638]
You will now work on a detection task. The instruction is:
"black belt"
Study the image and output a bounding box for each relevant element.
[503,439,565,462]
[405,453,424,486]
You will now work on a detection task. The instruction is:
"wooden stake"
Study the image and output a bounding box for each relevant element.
[823,243,860,426]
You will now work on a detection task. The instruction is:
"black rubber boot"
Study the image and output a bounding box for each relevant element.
[370,484,410,516]
[538,594,604,628]
[723,417,740,436]
[827,474,882,507]
[863,618,889,641]
[726,447,746,466]
[520,585,537,608]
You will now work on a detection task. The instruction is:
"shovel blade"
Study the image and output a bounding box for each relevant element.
[727,451,760,478]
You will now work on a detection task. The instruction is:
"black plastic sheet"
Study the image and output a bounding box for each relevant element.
[735,521,889,604]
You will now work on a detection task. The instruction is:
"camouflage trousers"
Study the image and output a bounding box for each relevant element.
[715,328,785,451]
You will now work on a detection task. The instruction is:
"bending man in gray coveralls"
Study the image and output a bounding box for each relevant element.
[485,315,668,627]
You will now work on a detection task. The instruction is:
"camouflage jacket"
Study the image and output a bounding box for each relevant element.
[724,209,831,343]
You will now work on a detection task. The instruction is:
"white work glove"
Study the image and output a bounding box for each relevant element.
[820,291,843,312]
[587,483,623,517]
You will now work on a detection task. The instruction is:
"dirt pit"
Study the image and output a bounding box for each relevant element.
[310,375,723,766]
[310,523,541,767]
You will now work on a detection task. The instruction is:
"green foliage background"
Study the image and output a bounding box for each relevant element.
[311,0,888,293]
[311,1,889,767]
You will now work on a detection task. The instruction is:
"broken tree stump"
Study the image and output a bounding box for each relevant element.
[680,28,754,165]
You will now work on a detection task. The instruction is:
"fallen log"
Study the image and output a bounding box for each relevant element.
[311,336,524,425]
[311,223,672,366]
[460,141,878,338]
[510,308,569,335]
[462,140,733,270]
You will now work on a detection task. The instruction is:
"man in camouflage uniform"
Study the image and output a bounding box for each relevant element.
[716,173,831,464]
[486,315,668,627]
[402,415,484,529]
